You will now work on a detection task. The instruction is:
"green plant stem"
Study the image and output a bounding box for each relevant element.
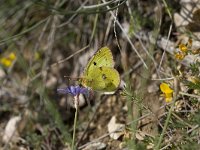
[154,101,174,150]
[72,104,78,150]
[89,3,99,44]
[161,0,172,20]
[36,0,127,16]
[0,17,49,45]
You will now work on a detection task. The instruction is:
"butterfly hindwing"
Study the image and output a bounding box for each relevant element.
[83,67,120,92]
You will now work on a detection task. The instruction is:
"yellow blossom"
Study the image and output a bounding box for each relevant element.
[0,52,16,67]
[160,83,173,93]
[0,58,12,67]
[165,97,172,103]
[175,52,185,60]
[179,44,188,52]
[8,52,16,61]
[160,83,173,103]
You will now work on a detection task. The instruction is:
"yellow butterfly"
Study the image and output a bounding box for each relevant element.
[81,47,120,92]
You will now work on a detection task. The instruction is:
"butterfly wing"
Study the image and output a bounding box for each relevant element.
[83,47,114,77]
[82,67,120,92]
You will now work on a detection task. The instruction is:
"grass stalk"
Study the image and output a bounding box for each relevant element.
[154,100,175,149]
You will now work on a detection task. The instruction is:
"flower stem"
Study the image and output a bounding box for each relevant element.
[72,97,79,150]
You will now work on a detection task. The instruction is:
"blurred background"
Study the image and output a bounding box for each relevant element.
[0,0,200,149]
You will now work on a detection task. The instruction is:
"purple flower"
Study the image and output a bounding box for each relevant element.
[57,85,88,97]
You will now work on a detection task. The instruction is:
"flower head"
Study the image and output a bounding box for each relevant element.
[8,52,16,61]
[0,58,12,67]
[179,44,188,52]
[57,85,89,109]
[175,52,185,60]
[57,85,88,97]
[0,52,16,67]
[160,83,173,103]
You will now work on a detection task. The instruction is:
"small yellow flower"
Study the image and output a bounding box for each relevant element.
[8,52,16,61]
[165,95,173,103]
[179,44,188,52]
[0,58,12,67]
[0,52,16,67]
[175,52,185,60]
[160,83,173,103]
[160,83,173,93]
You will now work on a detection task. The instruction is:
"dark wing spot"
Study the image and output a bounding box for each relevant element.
[93,62,97,65]
[99,67,102,71]
[102,74,107,80]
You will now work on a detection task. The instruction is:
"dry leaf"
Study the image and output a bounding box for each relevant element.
[135,131,146,141]
[3,116,21,143]
[107,116,125,140]
[83,142,106,150]
[147,143,154,149]
[0,68,6,78]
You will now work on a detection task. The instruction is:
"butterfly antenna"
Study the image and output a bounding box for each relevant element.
[64,75,72,81]
[64,75,83,81]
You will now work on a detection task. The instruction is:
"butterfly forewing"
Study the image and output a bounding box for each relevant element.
[84,47,114,76]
